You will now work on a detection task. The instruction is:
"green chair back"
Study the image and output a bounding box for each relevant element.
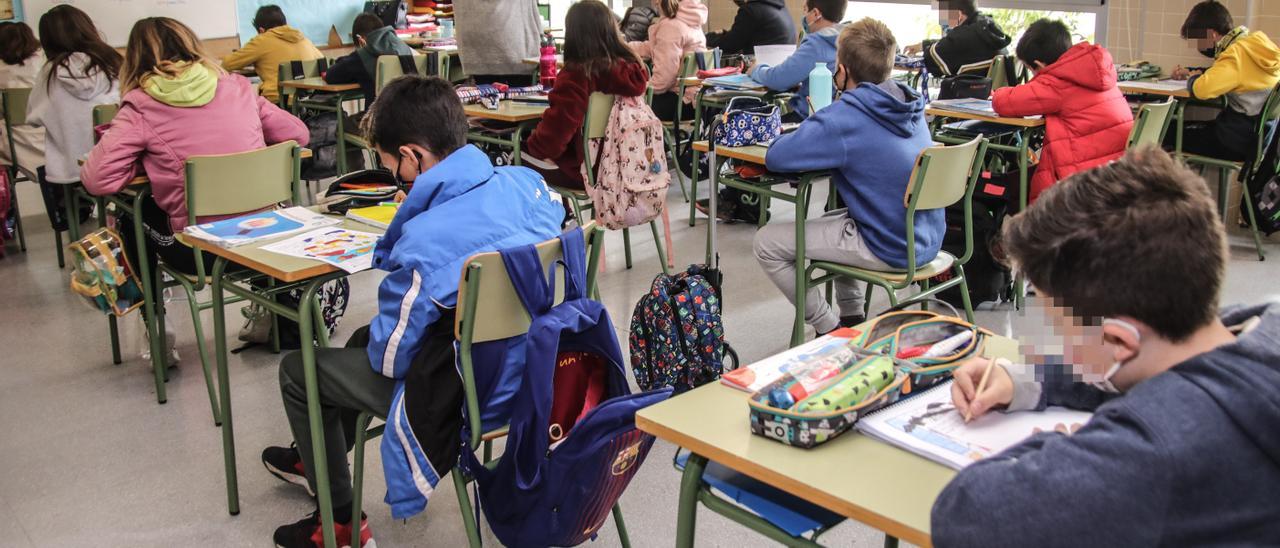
[92,103,119,126]
[1251,81,1280,161]
[903,137,988,267]
[1126,98,1175,150]
[184,140,302,220]
[276,58,332,107]
[374,53,442,95]
[987,55,1012,90]
[2,87,30,127]
[580,93,616,189]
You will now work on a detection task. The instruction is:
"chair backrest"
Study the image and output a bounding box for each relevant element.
[901,137,988,269]
[580,93,616,186]
[374,53,441,94]
[275,58,332,105]
[184,141,302,220]
[2,88,30,128]
[987,55,1011,90]
[92,104,119,127]
[1251,80,1280,161]
[1126,98,1175,150]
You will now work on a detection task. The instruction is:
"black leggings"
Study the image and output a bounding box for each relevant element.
[37,167,93,232]
[651,91,696,123]
[115,194,218,279]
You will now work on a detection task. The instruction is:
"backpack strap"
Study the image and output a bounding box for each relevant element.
[397,54,419,76]
[289,59,305,80]
[317,57,330,74]
[498,243,553,317]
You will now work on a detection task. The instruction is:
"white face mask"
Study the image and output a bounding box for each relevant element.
[1091,319,1142,393]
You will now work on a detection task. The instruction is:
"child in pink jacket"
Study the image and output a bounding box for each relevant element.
[82,17,308,276]
[629,0,708,122]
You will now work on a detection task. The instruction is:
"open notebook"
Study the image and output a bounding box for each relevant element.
[857,381,1092,469]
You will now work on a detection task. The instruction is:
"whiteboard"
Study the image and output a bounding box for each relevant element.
[22,0,239,46]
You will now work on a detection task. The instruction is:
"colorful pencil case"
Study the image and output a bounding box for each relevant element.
[850,302,992,391]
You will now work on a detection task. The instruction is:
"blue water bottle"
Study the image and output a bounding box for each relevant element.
[808,62,833,113]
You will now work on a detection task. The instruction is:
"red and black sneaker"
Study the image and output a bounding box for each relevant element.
[273,511,375,548]
[262,445,313,497]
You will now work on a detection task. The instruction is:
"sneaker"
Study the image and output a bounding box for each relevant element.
[839,314,866,328]
[238,304,272,344]
[263,445,314,496]
[140,316,181,367]
[273,511,375,548]
[693,198,739,223]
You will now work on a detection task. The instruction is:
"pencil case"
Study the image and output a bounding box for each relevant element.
[850,300,992,391]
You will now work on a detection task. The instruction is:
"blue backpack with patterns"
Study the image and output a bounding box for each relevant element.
[460,229,672,547]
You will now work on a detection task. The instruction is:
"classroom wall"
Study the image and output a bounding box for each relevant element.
[1106,0,1265,70]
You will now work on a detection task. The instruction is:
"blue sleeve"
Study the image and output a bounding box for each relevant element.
[751,37,822,91]
[367,264,444,379]
[764,110,847,173]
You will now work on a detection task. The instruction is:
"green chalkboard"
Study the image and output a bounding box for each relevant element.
[237,0,365,47]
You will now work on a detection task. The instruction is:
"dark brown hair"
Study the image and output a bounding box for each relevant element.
[37,4,122,88]
[1002,147,1226,342]
[837,18,896,85]
[0,22,40,66]
[120,17,225,96]
[1181,0,1234,39]
[805,0,846,23]
[563,0,642,78]
[1016,18,1072,67]
[364,75,467,158]
[351,13,384,44]
[253,5,288,31]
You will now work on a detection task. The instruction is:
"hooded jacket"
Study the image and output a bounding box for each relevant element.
[1189,28,1280,117]
[706,0,795,56]
[992,43,1132,202]
[221,25,325,103]
[524,60,649,187]
[81,68,309,231]
[26,53,120,184]
[932,301,1280,547]
[324,26,413,102]
[629,0,708,102]
[367,144,564,518]
[765,80,938,269]
[751,25,839,119]
[0,50,46,173]
[454,0,542,76]
[922,13,1011,77]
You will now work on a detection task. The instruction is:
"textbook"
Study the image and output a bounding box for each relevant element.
[346,203,399,230]
[704,73,761,90]
[260,227,380,274]
[183,207,339,248]
[930,98,998,117]
[857,380,1093,469]
[721,328,861,393]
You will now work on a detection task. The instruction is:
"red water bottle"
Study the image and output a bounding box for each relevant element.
[539,32,558,89]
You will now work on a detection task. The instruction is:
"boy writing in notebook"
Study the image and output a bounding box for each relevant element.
[748,0,844,121]
[220,5,324,103]
[932,148,1280,546]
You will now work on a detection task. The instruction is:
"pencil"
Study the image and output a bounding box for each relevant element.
[965,357,996,423]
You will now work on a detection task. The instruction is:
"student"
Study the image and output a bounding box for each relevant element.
[903,0,1010,77]
[323,13,413,103]
[748,0,844,121]
[260,75,564,548]
[25,5,120,234]
[629,0,708,122]
[991,19,1132,203]
[705,0,796,56]
[524,0,649,191]
[931,147,1280,545]
[755,18,934,333]
[221,5,325,104]
[1169,0,1280,162]
[0,21,46,173]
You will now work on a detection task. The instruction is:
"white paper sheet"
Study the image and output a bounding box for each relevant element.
[754,44,798,68]
[260,227,382,274]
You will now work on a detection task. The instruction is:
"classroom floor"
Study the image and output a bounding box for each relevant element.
[2,178,1276,548]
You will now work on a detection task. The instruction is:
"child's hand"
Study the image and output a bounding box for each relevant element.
[1170,66,1201,81]
[903,43,923,56]
[393,190,407,203]
[951,357,1014,421]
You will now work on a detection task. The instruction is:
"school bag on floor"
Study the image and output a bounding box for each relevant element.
[460,229,672,548]
[581,95,670,230]
[1243,128,1280,235]
[629,265,738,392]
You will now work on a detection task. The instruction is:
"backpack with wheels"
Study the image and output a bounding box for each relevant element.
[461,228,672,547]
[582,95,670,230]
[629,264,739,392]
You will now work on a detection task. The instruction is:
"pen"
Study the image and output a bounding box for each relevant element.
[965,357,996,423]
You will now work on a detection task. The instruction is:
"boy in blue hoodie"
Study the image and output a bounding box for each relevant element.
[755,18,935,333]
[933,148,1280,546]
[263,76,564,548]
[748,0,844,120]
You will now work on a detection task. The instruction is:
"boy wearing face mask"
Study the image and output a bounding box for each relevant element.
[902,0,1010,78]
[754,18,934,333]
[748,0,844,120]
[932,148,1280,546]
[1168,0,1280,162]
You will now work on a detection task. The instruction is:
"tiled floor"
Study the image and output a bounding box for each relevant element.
[1,178,1275,547]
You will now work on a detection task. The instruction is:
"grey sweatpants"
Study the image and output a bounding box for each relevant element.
[753,209,891,334]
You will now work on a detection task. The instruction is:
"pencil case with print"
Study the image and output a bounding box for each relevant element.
[850,300,992,391]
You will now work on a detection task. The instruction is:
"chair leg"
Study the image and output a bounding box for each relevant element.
[1217,168,1231,222]
[453,466,483,548]
[181,282,222,426]
[65,186,82,242]
[108,314,122,365]
[953,263,976,322]
[612,503,632,548]
[622,227,633,269]
[1240,178,1268,261]
[9,173,26,252]
[666,128,689,203]
[54,229,65,269]
[152,268,170,378]
[649,220,671,275]
[351,412,375,548]
[863,283,874,318]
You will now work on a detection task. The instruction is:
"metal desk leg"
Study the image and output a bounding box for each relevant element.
[884,535,900,548]
[299,279,338,548]
[211,257,239,515]
[790,178,813,349]
[132,190,167,403]
[1014,131,1030,310]
[1174,100,1186,158]
[511,123,529,166]
[689,89,708,227]
[335,105,348,176]
[676,453,708,548]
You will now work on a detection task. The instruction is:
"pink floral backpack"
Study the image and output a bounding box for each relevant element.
[581,95,670,230]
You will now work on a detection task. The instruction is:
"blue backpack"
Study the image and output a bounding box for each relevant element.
[461,229,672,547]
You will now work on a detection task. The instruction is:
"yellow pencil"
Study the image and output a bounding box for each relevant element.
[965,357,996,423]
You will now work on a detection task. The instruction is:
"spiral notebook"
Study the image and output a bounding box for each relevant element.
[857,381,1092,469]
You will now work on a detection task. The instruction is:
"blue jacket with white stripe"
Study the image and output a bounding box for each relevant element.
[368,144,564,519]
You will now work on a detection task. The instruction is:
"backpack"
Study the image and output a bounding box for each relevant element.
[581,95,670,230]
[620,7,657,42]
[299,110,365,180]
[928,171,1013,307]
[629,265,736,393]
[461,228,672,547]
[67,227,146,316]
[364,0,408,29]
[1243,126,1280,236]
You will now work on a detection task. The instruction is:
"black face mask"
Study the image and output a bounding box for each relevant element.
[1199,47,1217,58]
[394,151,423,188]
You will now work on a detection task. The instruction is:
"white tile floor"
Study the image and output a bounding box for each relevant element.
[1,178,1276,547]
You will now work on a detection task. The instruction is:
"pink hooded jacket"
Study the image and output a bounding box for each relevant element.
[630,0,708,102]
[82,72,309,231]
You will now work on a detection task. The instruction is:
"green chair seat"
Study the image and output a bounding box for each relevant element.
[816,251,956,284]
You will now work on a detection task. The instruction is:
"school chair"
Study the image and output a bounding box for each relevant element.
[345,224,637,548]
[1,88,33,255]
[278,58,362,175]
[1181,81,1280,261]
[82,103,124,366]
[276,58,334,111]
[358,53,449,168]
[555,92,674,274]
[1126,98,1176,150]
[790,137,989,347]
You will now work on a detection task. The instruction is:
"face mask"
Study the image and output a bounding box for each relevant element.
[1199,47,1217,58]
[1091,318,1142,393]
[394,152,420,188]
[801,13,811,33]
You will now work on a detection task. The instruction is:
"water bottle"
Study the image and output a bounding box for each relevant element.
[808,62,833,112]
[539,33,558,89]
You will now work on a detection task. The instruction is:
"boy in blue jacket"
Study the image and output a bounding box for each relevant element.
[933,148,1280,546]
[263,76,564,548]
[749,0,844,120]
[755,18,936,333]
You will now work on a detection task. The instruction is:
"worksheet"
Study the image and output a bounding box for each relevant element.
[754,44,798,68]
[260,227,381,274]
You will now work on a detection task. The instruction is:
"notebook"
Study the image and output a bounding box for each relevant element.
[720,328,861,393]
[182,207,339,248]
[346,203,399,230]
[857,380,1093,469]
[1121,79,1187,92]
[930,98,998,116]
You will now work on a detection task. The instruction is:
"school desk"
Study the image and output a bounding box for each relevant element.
[182,215,387,548]
[1117,79,1202,157]
[278,78,365,174]
[635,332,1021,548]
[462,101,549,165]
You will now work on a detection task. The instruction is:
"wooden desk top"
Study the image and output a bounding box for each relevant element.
[463,101,549,123]
[181,216,384,283]
[1117,80,1192,99]
[278,78,360,93]
[925,106,1046,128]
[691,141,767,164]
[636,335,1021,548]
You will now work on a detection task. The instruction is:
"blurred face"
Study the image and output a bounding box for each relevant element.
[1027,294,1147,392]
[1187,28,1221,56]
[934,2,965,27]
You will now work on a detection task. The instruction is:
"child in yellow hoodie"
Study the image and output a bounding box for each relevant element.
[221,5,324,103]
[1170,0,1280,161]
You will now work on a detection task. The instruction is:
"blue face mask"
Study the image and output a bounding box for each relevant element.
[801,13,810,33]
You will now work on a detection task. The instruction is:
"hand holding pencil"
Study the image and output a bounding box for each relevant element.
[951,357,1015,422]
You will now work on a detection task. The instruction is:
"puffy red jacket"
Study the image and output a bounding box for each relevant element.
[992,43,1133,202]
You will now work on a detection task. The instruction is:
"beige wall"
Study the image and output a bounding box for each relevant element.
[706,0,804,38]
[1107,0,1280,72]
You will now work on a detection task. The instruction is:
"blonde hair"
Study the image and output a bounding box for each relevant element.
[120,17,225,95]
[657,0,680,18]
[837,18,897,85]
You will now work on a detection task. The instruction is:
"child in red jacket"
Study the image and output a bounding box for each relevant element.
[524,0,649,191]
[992,19,1133,203]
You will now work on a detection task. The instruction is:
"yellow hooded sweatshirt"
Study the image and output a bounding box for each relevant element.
[221,25,323,103]
[1191,28,1280,116]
